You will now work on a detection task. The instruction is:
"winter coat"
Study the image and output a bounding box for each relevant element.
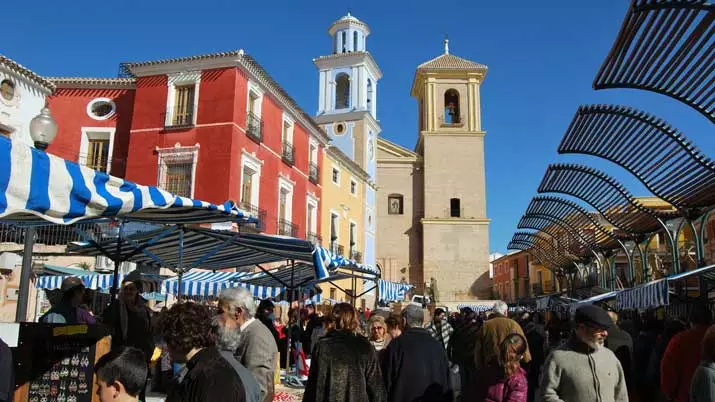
[690,360,715,402]
[539,337,628,402]
[605,326,634,390]
[425,319,454,351]
[382,328,453,402]
[661,325,709,402]
[472,365,528,402]
[303,330,386,402]
[475,316,532,370]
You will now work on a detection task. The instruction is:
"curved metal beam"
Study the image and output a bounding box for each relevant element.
[538,163,677,235]
[507,241,568,273]
[559,105,715,209]
[518,214,594,258]
[511,231,578,268]
[593,0,715,122]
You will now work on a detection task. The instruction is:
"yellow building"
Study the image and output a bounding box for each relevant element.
[320,145,371,305]
[529,262,559,296]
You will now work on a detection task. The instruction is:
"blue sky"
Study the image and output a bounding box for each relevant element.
[5,1,714,253]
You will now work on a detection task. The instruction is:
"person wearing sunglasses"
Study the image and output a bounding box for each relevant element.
[539,305,628,402]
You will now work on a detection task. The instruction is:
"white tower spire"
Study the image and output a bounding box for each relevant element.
[444,35,450,55]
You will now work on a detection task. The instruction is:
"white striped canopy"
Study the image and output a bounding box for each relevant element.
[35,272,165,293]
[569,290,620,313]
[160,269,321,301]
[616,264,715,310]
[0,136,254,225]
[377,280,413,302]
[456,303,498,313]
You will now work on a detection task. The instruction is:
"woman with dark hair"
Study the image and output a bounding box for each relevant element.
[303,303,386,402]
[102,278,155,361]
[160,303,246,402]
[472,333,528,402]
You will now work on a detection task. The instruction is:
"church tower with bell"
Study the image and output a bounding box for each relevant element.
[313,12,381,271]
[376,38,491,303]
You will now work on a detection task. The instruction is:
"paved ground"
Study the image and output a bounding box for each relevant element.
[144,385,304,402]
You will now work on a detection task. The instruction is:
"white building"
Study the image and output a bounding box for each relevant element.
[0,56,55,146]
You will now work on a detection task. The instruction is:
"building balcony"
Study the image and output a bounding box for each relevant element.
[330,243,345,256]
[277,218,299,238]
[238,201,266,232]
[246,113,263,143]
[350,249,362,263]
[307,232,322,245]
[282,142,295,166]
[309,162,319,184]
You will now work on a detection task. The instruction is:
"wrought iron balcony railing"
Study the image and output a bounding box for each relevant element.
[307,232,322,245]
[277,218,299,237]
[165,112,194,130]
[246,113,263,143]
[309,162,319,184]
[350,249,362,263]
[238,201,266,232]
[282,142,295,166]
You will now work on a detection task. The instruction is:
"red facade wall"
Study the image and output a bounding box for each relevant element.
[121,65,322,237]
[492,251,530,302]
[47,88,135,177]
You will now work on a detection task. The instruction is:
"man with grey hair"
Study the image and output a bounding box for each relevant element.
[382,304,453,402]
[474,300,531,371]
[212,316,261,402]
[218,287,277,402]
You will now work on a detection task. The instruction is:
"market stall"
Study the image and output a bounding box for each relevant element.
[377,280,413,303]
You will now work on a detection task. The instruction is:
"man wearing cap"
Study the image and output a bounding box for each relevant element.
[39,277,96,324]
[539,304,628,402]
[382,303,453,402]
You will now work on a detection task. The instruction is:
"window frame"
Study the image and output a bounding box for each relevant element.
[306,194,319,237]
[165,71,201,127]
[156,145,199,198]
[450,198,461,218]
[281,113,294,145]
[240,151,263,208]
[278,176,295,224]
[350,178,358,197]
[79,127,116,174]
[334,73,351,110]
[331,166,341,186]
[86,97,117,121]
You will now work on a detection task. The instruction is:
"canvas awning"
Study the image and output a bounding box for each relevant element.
[616,264,715,310]
[378,280,413,302]
[0,136,255,225]
[35,265,166,293]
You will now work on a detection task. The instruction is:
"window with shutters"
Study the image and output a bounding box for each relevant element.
[172,84,195,126]
[157,145,198,198]
[164,163,192,197]
[86,139,110,172]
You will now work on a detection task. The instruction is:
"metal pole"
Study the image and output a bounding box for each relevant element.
[110,220,124,299]
[15,227,35,323]
[176,226,185,301]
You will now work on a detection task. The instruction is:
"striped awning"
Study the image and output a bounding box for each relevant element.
[616,279,668,311]
[35,271,165,293]
[377,280,413,302]
[160,269,321,300]
[570,290,620,312]
[456,303,497,313]
[0,136,254,225]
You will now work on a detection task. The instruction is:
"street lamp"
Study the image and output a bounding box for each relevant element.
[16,107,58,322]
[29,107,58,150]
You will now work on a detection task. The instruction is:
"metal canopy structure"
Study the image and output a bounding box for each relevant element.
[508,232,577,271]
[538,164,677,235]
[593,0,715,123]
[559,105,715,210]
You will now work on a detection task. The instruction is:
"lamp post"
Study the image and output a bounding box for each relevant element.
[15,107,58,322]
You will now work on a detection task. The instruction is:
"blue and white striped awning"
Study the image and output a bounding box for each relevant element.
[35,271,165,293]
[570,290,620,312]
[456,303,497,313]
[377,280,413,302]
[0,136,254,225]
[313,246,379,280]
[160,269,321,300]
[616,279,669,311]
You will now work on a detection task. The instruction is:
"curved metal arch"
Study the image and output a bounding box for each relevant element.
[518,214,594,258]
[507,241,569,273]
[511,231,578,268]
[559,105,715,209]
[525,196,622,247]
[593,0,715,122]
[537,163,677,235]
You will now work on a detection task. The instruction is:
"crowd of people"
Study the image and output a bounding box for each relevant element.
[10,275,715,402]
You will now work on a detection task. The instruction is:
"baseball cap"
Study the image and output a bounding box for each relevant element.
[60,277,85,293]
[574,305,614,330]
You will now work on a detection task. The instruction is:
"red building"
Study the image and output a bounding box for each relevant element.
[48,50,329,239]
[491,250,531,302]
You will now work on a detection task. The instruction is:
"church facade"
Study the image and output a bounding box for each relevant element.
[376,41,492,302]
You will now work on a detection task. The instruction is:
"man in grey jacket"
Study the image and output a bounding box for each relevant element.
[539,305,628,402]
[218,288,277,402]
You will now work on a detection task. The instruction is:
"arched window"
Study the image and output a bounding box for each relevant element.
[335,73,350,109]
[450,198,461,217]
[367,79,373,109]
[341,31,347,53]
[388,194,404,215]
[444,89,460,124]
[353,31,359,52]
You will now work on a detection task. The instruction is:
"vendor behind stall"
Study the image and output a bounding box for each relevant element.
[39,277,96,324]
[101,277,155,362]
